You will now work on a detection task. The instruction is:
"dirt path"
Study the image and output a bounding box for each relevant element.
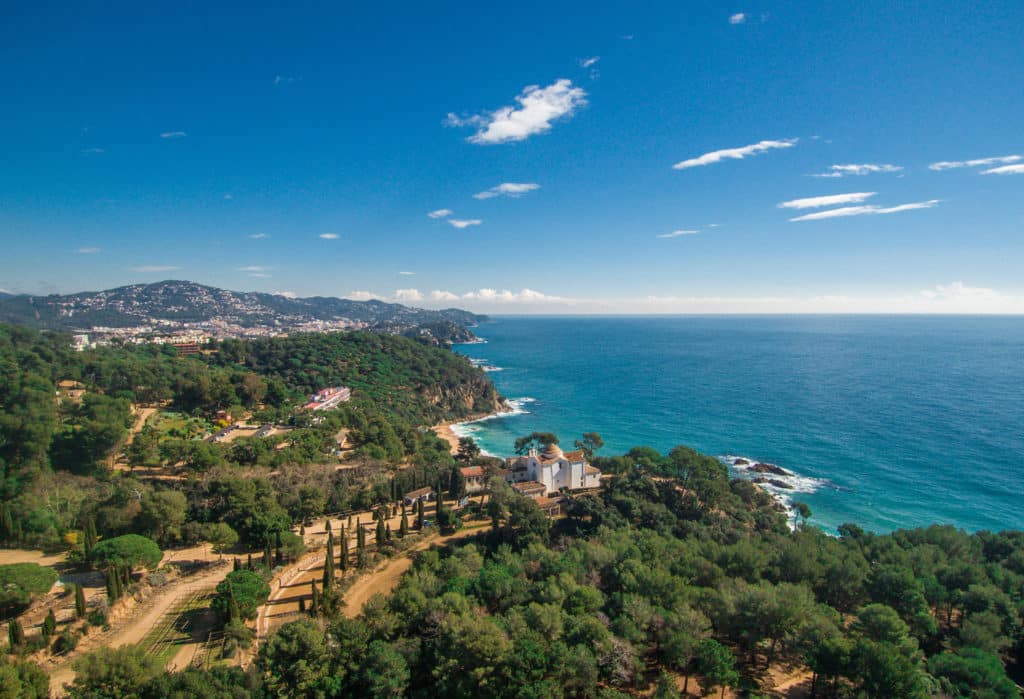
[48,561,231,697]
[341,526,483,618]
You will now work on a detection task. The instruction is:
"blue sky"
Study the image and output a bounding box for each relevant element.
[2,1,1023,313]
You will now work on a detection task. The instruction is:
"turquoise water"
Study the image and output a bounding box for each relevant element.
[453,316,1024,534]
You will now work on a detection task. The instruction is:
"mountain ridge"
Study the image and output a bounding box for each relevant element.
[0,280,485,337]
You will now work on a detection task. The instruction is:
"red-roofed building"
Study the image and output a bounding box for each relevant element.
[459,466,487,494]
[504,443,601,495]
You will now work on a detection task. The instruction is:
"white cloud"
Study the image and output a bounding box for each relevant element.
[919,281,998,301]
[77,247,101,254]
[673,138,797,170]
[788,199,939,222]
[160,131,187,139]
[249,273,271,278]
[249,233,270,239]
[132,265,179,273]
[656,230,700,239]
[729,12,747,24]
[427,209,453,219]
[473,182,540,200]
[430,290,460,302]
[812,163,903,178]
[399,271,415,276]
[579,56,600,68]
[928,154,1021,171]
[778,192,877,210]
[347,290,384,301]
[395,288,423,302]
[456,288,574,304]
[237,265,269,273]
[982,164,1024,175]
[274,291,298,298]
[448,219,482,229]
[447,79,587,145]
[319,233,339,239]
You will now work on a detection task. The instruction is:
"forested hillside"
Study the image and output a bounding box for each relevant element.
[0,324,500,549]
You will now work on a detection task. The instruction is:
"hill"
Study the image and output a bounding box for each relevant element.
[0,280,484,337]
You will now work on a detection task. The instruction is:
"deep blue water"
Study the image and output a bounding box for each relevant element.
[453,316,1024,534]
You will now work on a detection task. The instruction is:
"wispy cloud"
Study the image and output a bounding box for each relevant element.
[427,209,453,219]
[673,138,797,170]
[132,265,179,273]
[319,233,339,239]
[274,291,298,299]
[656,230,700,239]
[347,290,384,301]
[729,12,747,24]
[77,247,101,254]
[446,79,587,145]
[473,182,540,200]
[395,288,423,302]
[430,288,573,304]
[399,271,415,276]
[448,219,482,229]
[982,164,1024,175]
[778,192,877,210]
[80,147,105,154]
[579,56,600,68]
[812,163,903,178]
[249,233,270,239]
[237,265,269,273]
[789,199,939,222]
[928,154,1021,171]
[160,131,187,139]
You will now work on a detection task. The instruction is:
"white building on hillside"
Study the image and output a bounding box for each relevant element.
[505,443,601,496]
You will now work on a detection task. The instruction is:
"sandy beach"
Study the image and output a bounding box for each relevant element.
[432,422,462,454]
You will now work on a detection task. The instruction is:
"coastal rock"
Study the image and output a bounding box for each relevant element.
[750,462,792,477]
[733,457,752,466]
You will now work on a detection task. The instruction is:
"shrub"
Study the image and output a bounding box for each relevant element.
[0,564,58,619]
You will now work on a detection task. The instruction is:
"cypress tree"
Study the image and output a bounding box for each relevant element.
[246,553,253,570]
[262,542,272,569]
[339,527,348,572]
[386,522,392,542]
[357,522,366,551]
[8,619,24,648]
[324,519,331,533]
[42,609,56,642]
[0,504,13,542]
[417,498,425,530]
[74,583,87,619]
[310,582,319,616]
[375,517,385,545]
[83,516,98,559]
[400,508,408,538]
[228,593,240,623]
[298,597,305,613]
[275,531,283,565]
[233,558,241,571]
[323,531,335,589]
[299,523,305,537]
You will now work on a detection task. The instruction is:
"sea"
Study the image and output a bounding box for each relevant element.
[452,316,1024,534]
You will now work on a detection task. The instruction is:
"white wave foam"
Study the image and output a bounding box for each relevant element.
[448,397,535,457]
[719,455,831,528]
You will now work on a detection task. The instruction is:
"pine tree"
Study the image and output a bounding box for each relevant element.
[74,583,87,619]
